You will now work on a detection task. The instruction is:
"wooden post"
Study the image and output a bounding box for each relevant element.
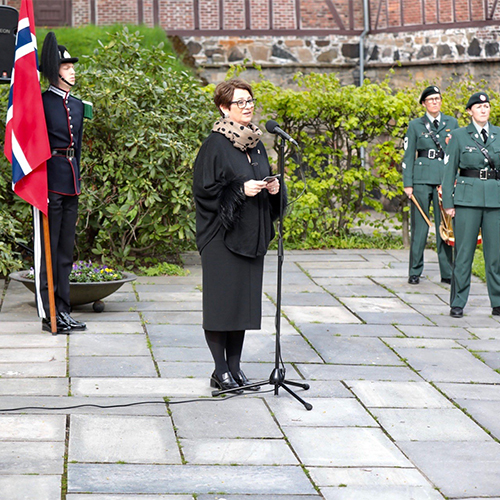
[42,213,57,333]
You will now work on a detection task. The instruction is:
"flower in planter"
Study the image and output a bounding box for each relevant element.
[26,260,124,283]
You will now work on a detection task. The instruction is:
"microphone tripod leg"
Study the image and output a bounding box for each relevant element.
[278,382,313,411]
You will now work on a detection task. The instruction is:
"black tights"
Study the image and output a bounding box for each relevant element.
[204,330,245,377]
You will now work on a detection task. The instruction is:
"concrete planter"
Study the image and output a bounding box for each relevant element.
[9,271,137,312]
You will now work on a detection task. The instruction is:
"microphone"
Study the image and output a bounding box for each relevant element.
[265,120,298,146]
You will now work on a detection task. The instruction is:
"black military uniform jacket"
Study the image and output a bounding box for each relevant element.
[42,85,84,195]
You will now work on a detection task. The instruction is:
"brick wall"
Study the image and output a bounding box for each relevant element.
[3,0,499,31]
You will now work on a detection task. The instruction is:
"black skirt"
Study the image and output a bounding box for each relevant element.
[201,228,264,331]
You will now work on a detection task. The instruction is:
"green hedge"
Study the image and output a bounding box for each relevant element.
[1,26,498,274]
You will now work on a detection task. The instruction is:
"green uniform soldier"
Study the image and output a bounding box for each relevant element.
[442,92,500,318]
[402,85,457,285]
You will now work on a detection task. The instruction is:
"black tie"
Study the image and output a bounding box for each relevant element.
[481,129,488,143]
[433,119,439,129]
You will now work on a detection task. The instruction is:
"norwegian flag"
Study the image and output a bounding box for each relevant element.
[4,0,50,215]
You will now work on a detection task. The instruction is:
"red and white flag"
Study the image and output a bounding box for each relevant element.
[4,0,50,215]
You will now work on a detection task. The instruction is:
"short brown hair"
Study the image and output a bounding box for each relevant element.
[214,78,254,117]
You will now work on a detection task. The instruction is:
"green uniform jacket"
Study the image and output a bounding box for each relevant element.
[442,122,500,209]
[402,113,459,187]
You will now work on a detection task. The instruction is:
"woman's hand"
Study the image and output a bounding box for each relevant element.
[265,178,280,195]
[244,180,267,197]
[444,208,455,217]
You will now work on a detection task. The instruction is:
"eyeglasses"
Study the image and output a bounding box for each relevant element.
[425,97,442,103]
[230,98,257,109]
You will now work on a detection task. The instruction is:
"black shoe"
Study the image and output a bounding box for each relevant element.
[233,370,261,391]
[210,371,243,394]
[450,307,464,318]
[408,275,420,285]
[441,278,451,284]
[59,312,87,331]
[492,307,500,316]
[42,316,71,335]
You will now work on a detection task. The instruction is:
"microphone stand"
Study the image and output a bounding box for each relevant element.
[212,135,312,411]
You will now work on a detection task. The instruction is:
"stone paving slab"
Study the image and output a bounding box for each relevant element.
[321,486,445,500]
[308,466,433,487]
[372,407,491,441]
[152,346,213,362]
[280,292,342,306]
[69,356,158,377]
[302,336,404,365]
[323,283,395,297]
[67,496,194,500]
[0,333,66,346]
[389,347,500,383]
[396,324,472,339]
[297,322,401,337]
[0,441,65,473]
[0,414,66,440]
[0,377,67,396]
[72,377,219,397]
[347,381,454,408]
[458,339,500,351]
[282,305,362,324]
[67,464,317,495]
[266,397,377,427]
[171,398,282,439]
[0,475,62,500]
[68,414,181,463]
[285,427,412,467]
[141,311,203,325]
[147,324,206,347]
[73,321,143,333]
[243,332,324,363]
[453,399,500,439]
[398,441,500,498]
[0,349,67,369]
[69,333,150,356]
[180,437,299,465]
[435,382,500,400]
[0,361,66,377]
[299,363,420,382]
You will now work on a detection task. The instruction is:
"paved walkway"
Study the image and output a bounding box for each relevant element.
[1,249,500,500]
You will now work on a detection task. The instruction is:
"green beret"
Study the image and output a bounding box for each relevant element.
[420,85,441,104]
[466,92,490,109]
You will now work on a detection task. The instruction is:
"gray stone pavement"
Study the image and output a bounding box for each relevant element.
[1,248,500,499]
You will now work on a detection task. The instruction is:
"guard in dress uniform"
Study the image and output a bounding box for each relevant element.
[36,32,91,333]
[442,92,500,318]
[402,86,458,285]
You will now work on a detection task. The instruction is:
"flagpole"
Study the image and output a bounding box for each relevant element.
[42,214,57,334]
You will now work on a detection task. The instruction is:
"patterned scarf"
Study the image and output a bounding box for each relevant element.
[212,118,262,152]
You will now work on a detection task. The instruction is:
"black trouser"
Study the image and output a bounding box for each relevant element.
[35,192,78,318]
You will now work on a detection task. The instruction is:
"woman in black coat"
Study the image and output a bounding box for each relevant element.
[193,78,282,392]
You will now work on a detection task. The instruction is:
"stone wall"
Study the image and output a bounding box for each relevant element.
[185,25,500,91]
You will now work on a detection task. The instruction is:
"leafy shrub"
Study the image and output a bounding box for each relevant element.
[74,28,214,267]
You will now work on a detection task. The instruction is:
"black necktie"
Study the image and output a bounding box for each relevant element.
[481,129,488,143]
[433,119,439,129]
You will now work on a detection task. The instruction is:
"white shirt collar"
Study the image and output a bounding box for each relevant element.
[426,112,441,124]
[472,120,489,135]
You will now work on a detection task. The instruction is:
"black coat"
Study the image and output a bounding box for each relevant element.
[193,131,282,258]
[42,85,84,195]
